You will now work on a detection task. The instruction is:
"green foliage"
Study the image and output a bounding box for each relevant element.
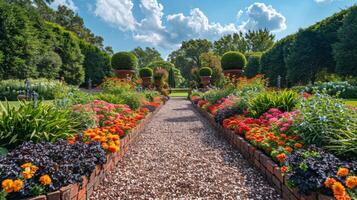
[298,92,357,157]
[36,51,62,79]
[221,51,247,70]
[142,90,160,102]
[199,52,223,86]
[248,90,300,118]
[293,81,357,99]
[202,86,236,104]
[139,67,153,78]
[168,67,176,88]
[148,61,184,85]
[244,52,262,78]
[131,47,163,68]
[213,29,275,56]
[0,79,73,100]
[0,101,80,149]
[333,6,357,77]
[111,51,138,70]
[199,67,213,77]
[80,41,112,85]
[0,147,8,156]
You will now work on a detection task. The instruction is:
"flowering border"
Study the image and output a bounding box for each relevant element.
[192,102,334,200]
[24,103,163,200]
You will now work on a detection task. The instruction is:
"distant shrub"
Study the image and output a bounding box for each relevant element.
[139,67,153,78]
[199,67,213,77]
[221,51,247,70]
[111,52,138,70]
[293,81,357,99]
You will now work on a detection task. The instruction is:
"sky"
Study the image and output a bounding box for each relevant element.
[50,0,357,58]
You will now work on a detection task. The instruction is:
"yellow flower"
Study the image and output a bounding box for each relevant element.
[12,179,23,192]
[22,168,34,179]
[21,162,32,169]
[39,175,52,186]
[2,179,14,193]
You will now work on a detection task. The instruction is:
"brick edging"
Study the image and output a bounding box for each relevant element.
[192,103,334,200]
[25,104,164,200]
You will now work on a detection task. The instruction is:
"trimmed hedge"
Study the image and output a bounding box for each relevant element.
[111,52,138,70]
[199,67,213,77]
[139,67,153,78]
[221,51,247,70]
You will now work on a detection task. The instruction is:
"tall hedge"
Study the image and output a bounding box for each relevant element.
[244,52,262,78]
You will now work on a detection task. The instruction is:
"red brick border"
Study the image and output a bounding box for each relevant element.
[25,104,163,200]
[192,103,334,200]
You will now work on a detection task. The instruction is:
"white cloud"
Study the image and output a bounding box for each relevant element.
[314,0,335,3]
[50,0,77,11]
[94,0,287,50]
[95,0,137,31]
[237,9,243,20]
[241,2,286,32]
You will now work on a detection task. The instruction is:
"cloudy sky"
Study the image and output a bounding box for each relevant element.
[51,0,357,57]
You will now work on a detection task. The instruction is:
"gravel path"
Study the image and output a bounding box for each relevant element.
[91,98,281,200]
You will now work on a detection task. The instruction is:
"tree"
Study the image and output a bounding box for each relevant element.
[168,39,212,81]
[244,52,262,78]
[199,52,223,86]
[147,61,184,86]
[333,6,357,77]
[244,29,275,52]
[36,51,62,79]
[131,47,163,68]
[0,1,39,79]
[80,42,112,85]
[213,32,247,56]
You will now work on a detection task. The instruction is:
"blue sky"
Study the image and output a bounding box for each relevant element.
[51,0,357,58]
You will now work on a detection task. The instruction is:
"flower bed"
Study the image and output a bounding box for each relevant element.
[190,76,356,200]
[0,101,163,200]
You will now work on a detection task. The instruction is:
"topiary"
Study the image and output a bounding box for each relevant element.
[199,67,213,77]
[139,67,153,78]
[111,52,138,70]
[221,51,247,70]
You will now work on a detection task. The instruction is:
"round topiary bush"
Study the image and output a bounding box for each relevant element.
[199,67,213,77]
[111,52,138,70]
[139,67,153,78]
[221,51,247,70]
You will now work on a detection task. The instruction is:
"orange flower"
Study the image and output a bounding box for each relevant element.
[39,175,52,185]
[284,147,293,153]
[22,168,34,179]
[101,143,109,150]
[21,163,32,169]
[108,145,119,153]
[294,143,302,149]
[345,176,357,189]
[276,153,286,162]
[332,182,346,197]
[1,179,13,193]
[337,168,349,177]
[324,177,337,188]
[12,179,24,192]
[281,166,288,173]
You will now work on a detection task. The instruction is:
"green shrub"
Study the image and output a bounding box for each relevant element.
[111,52,138,70]
[139,67,153,78]
[292,81,357,99]
[221,51,247,70]
[143,90,160,101]
[94,93,125,105]
[298,92,357,157]
[202,86,236,104]
[199,67,213,77]
[0,79,73,101]
[244,53,261,78]
[0,101,81,149]
[248,90,300,118]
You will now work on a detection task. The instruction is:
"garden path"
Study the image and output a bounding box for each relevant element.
[91,98,281,199]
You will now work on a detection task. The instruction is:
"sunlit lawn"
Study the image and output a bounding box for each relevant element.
[345,99,357,107]
[169,92,189,97]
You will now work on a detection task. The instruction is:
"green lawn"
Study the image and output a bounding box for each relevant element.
[169,92,189,97]
[345,99,357,107]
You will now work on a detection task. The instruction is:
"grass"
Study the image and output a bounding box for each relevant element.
[345,99,357,107]
[0,100,54,109]
[169,92,189,97]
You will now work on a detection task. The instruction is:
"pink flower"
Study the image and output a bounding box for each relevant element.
[269,118,278,123]
[280,127,288,132]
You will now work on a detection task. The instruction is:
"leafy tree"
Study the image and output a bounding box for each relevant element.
[168,39,212,81]
[80,42,112,85]
[199,52,223,86]
[132,47,163,68]
[111,52,138,70]
[333,6,357,77]
[0,1,39,79]
[213,32,247,56]
[46,22,84,85]
[244,29,275,52]
[244,52,262,78]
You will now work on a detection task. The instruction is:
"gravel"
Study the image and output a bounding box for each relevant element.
[90,98,282,200]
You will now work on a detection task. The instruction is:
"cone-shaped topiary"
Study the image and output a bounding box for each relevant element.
[221,51,247,70]
[199,67,213,77]
[111,52,138,70]
[139,67,153,78]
